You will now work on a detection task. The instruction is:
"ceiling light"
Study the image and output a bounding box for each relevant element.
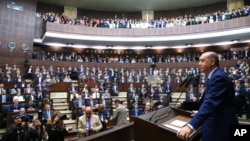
[231,39,239,43]
[185,43,192,47]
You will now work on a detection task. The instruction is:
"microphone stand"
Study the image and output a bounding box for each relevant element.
[153,79,191,123]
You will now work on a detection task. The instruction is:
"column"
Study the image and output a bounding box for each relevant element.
[227,0,244,11]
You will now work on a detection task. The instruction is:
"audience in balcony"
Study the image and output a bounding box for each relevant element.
[36,5,250,29]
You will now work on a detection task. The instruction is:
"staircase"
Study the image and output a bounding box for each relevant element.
[169,92,186,107]
[50,92,77,130]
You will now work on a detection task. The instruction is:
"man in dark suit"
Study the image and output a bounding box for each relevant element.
[74,95,85,116]
[97,104,110,131]
[0,89,11,103]
[42,104,53,120]
[130,102,142,117]
[8,98,22,112]
[68,82,78,93]
[164,81,173,102]
[85,95,98,108]
[177,51,239,141]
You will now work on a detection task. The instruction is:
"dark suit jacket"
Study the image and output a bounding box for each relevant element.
[0,94,11,103]
[8,104,22,112]
[189,68,238,141]
[42,110,54,120]
[130,108,143,116]
[98,109,110,131]
[74,100,85,109]
[85,99,98,107]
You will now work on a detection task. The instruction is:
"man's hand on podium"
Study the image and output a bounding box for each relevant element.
[176,125,193,141]
[191,110,198,117]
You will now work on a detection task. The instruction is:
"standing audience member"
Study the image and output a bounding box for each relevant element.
[111,99,128,126]
[97,104,110,131]
[77,106,102,137]
[177,51,239,141]
[45,111,68,141]
[1,114,38,141]
[29,115,48,141]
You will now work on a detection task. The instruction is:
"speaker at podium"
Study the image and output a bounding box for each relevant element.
[133,107,201,141]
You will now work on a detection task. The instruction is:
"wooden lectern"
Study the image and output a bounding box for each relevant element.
[133,107,201,141]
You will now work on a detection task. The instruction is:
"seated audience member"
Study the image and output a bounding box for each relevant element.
[68,82,78,92]
[92,89,100,99]
[13,91,25,102]
[82,90,90,99]
[36,83,45,94]
[8,98,22,112]
[81,83,91,93]
[86,95,98,108]
[0,89,11,103]
[102,89,111,98]
[111,83,119,96]
[42,104,54,120]
[36,91,45,100]
[130,102,142,117]
[70,90,79,101]
[74,95,85,117]
[138,84,148,100]
[156,96,168,108]
[10,84,20,94]
[63,75,72,82]
[78,106,86,117]
[77,106,103,137]
[25,99,37,111]
[74,95,85,109]
[186,90,198,102]
[100,95,112,107]
[198,83,206,100]
[97,104,110,131]
[24,83,35,94]
[14,107,30,120]
[141,95,152,106]
[143,102,152,114]
[27,91,36,101]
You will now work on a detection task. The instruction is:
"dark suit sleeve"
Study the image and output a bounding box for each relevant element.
[189,72,232,129]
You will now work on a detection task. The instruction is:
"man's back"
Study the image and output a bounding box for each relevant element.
[114,105,127,126]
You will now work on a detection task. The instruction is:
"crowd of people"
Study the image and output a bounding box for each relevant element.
[32,48,250,64]
[37,5,250,29]
[0,51,250,140]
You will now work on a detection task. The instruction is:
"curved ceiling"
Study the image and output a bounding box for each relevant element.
[38,0,227,12]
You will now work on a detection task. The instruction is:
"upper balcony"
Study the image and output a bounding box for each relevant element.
[35,16,250,48]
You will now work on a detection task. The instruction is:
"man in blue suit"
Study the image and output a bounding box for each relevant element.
[177,51,238,141]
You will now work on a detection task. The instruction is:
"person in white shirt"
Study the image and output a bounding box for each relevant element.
[70,91,79,101]
[13,91,25,102]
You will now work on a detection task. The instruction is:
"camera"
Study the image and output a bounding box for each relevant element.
[58,114,67,120]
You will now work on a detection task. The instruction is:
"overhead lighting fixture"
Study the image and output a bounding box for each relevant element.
[231,39,239,43]
[66,43,73,47]
[185,43,193,47]
[106,45,113,49]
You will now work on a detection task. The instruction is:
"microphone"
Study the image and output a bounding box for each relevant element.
[179,77,188,88]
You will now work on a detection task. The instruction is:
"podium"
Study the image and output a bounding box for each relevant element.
[133,107,201,141]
